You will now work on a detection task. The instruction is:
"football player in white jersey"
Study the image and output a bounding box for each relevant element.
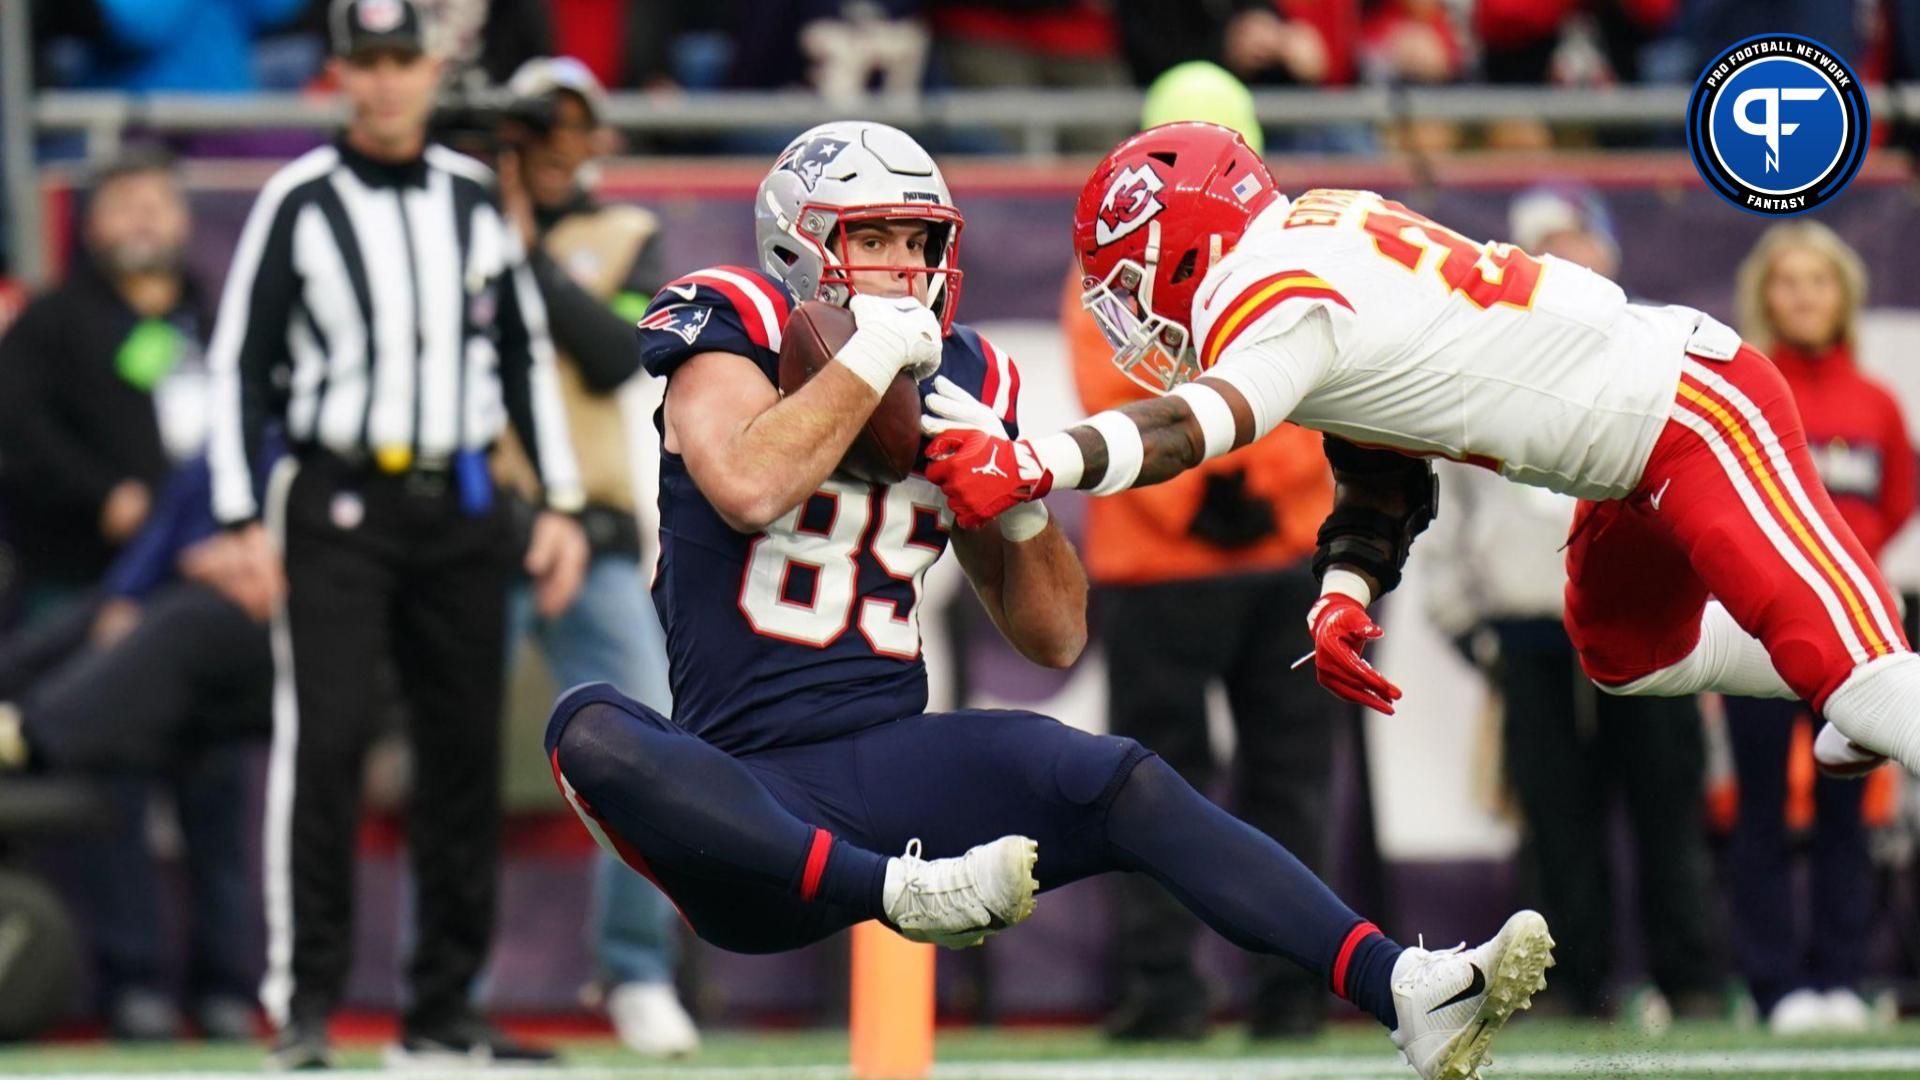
[922,121,1920,781]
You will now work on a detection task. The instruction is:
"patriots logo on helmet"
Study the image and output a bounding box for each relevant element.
[1095,164,1166,246]
[777,135,851,191]
[637,303,713,346]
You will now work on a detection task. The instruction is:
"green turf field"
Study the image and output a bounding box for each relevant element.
[5,1020,1920,1078]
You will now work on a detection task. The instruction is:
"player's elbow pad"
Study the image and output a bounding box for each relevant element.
[1311,437,1438,596]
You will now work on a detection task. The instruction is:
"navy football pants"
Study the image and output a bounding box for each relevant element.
[545,682,1403,1025]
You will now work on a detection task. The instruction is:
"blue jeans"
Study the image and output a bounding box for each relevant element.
[509,554,679,987]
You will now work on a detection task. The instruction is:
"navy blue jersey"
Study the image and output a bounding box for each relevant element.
[636,265,1022,754]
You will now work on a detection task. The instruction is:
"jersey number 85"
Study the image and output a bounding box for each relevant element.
[738,475,946,659]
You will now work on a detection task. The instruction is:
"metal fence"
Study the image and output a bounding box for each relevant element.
[13,79,1920,284]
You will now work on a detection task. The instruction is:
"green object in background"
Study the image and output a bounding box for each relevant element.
[1140,61,1264,152]
[611,290,652,324]
[115,318,186,391]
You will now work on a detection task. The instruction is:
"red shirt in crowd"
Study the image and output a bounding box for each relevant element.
[1771,341,1916,559]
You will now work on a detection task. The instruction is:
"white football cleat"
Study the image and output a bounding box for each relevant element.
[1768,988,1828,1036]
[883,836,1038,948]
[1821,988,1873,1034]
[1813,722,1887,779]
[608,982,700,1058]
[1390,910,1555,1080]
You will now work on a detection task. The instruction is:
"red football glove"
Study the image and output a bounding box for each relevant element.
[1307,594,1403,715]
[924,429,1054,530]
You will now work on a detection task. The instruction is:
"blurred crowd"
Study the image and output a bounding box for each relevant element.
[18,0,1920,108]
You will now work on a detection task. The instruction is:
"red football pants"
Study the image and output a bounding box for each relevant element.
[1564,345,1908,709]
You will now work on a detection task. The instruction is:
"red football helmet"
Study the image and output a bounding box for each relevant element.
[1072,122,1282,393]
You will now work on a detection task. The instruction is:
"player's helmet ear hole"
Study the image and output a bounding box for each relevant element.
[774,247,799,267]
[1169,249,1197,285]
[1147,151,1178,167]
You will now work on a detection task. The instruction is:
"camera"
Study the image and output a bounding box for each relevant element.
[429,84,558,162]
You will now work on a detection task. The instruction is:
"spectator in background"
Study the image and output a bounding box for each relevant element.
[1420,184,1720,1024]
[0,149,202,620]
[1067,63,1347,1041]
[1723,222,1912,1037]
[37,0,307,92]
[490,57,698,1058]
[1473,0,1677,148]
[1112,0,1347,90]
[926,0,1124,90]
[408,0,553,84]
[0,149,256,1042]
[1112,1,1461,151]
[1688,0,1860,81]
[725,0,927,97]
[0,445,282,1043]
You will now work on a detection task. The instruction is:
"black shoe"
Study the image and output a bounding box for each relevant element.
[388,1016,559,1067]
[267,1018,333,1071]
[1103,992,1209,1042]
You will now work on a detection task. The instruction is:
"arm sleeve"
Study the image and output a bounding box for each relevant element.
[1195,306,1336,446]
[0,306,128,513]
[101,459,209,600]
[206,177,305,525]
[527,247,643,394]
[494,225,585,512]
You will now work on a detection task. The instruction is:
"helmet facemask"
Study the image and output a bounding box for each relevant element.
[1081,222,1200,395]
[769,200,965,335]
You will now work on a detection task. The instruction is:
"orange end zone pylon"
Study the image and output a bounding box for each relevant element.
[850,920,935,1080]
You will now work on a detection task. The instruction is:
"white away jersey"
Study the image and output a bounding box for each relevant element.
[1194,189,1702,500]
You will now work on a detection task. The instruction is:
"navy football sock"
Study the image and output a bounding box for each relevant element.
[550,699,889,915]
[1104,754,1402,1028]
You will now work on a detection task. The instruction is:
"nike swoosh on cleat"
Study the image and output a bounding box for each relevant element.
[1429,963,1487,1014]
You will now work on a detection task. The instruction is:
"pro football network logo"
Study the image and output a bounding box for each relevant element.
[1686,34,1868,216]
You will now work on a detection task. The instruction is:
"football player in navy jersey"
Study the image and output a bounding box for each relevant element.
[545,122,1553,1080]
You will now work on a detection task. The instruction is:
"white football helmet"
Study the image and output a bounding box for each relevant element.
[755,120,964,333]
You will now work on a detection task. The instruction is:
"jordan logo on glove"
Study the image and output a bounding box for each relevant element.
[925,430,1053,530]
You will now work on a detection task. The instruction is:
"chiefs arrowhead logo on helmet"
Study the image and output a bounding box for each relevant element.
[1094,164,1166,246]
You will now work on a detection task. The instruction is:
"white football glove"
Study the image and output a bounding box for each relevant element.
[835,293,943,394]
[920,375,1051,542]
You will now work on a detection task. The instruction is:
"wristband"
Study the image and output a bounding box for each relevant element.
[998,502,1050,543]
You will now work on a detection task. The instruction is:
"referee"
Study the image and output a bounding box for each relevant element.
[205,0,587,1068]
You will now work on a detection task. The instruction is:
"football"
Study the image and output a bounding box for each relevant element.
[778,299,923,485]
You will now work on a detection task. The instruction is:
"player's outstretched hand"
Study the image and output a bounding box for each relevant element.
[841,293,942,385]
[922,378,1051,541]
[1307,593,1402,715]
[925,429,1053,530]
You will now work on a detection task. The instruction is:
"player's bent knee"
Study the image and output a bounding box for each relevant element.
[1052,732,1151,809]
[548,693,675,798]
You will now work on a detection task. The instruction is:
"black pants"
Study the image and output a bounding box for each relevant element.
[0,584,272,772]
[0,583,269,1005]
[1723,695,1870,1014]
[266,454,514,1031]
[1097,567,1341,1028]
[1494,619,1717,1014]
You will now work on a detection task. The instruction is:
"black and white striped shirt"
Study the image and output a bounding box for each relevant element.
[206,137,582,524]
